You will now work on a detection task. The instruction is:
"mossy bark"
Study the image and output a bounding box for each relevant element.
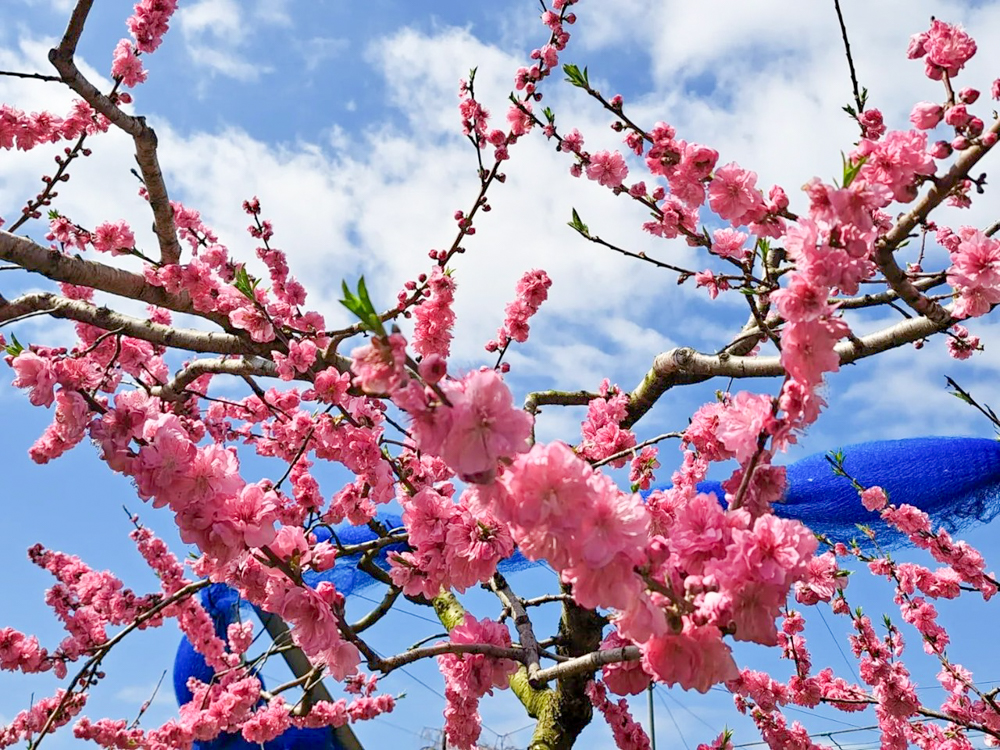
[433,586,603,750]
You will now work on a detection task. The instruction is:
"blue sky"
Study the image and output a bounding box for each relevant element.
[5,1,1000,748]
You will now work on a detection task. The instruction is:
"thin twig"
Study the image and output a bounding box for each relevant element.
[833,0,864,114]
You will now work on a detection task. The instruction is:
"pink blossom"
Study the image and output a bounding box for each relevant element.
[641,622,739,693]
[28,389,91,464]
[919,20,978,80]
[794,552,847,605]
[436,369,533,483]
[946,324,980,359]
[780,318,849,386]
[11,351,57,407]
[708,163,764,225]
[127,0,179,53]
[861,486,888,512]
[600,631,651,695]
[695,270,729,299]
[229,303,275,343]
[488,269,552,350]
[578,381,636,467]
[858,109,886,139]
[586,150,629,188]
[412,267,457,358]
[714,391,774,464]
[711,228,749,262]
[350,332,407,394]
[909,102,943,130]
[586,680,652,750]
[110,39,146,87]
[220,483,279,548]
[852,130,935,203]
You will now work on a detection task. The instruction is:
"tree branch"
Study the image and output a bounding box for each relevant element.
[529,645,640,687]
[0,232,227,327]
[48,0,181,265]
[150,357,279,400]
[623,311,951,427]
[874,117,1000,324]
[0,292,269,356]
[491,572,542,684]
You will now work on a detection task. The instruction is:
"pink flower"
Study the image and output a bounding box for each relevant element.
[418,353,448,384]
[858,109,886,139]
[780,318,849,386]
[221,483,279,548]
[920,20,977,80]
[488,269,552,350]
[436,369,533,483]
[946,324,980,360]
[229,304,275,343]
[127,0,179,53]
[770,275,832,323]
[412,267,457,359]
[350,332,407,394]
[695,270,729,299]
[794,552,847,605]
[714,391,774,464]
[311,367,351,404]
[861,486,888,512]
[11,351,57,407]
[110,40,147,88]
[909,102,943,130]
[586,150,629,188]
[711,228,749,262]
[708,163,764,225]
[944,104,970,128]
[852,130,935,203]
[641,622,739,693]
[28,389,91,464]
[577,382,635,467]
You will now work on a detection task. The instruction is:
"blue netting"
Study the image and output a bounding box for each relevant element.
[172,584,346,750]
[689,436,1000,545]
[303,513,536,597]
[173,437,1000,749]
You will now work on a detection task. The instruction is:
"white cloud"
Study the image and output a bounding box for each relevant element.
[177,0,269,81]
[300,36,350,73]
[5,6,1000,445]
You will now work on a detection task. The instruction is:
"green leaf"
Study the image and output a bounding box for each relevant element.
[4,332,24,357]
[543,106,555,124]
[562,63,589,89]
[567,207,590,237]
[842,152,867,188]
[339,276,387,337]
[47,209,61,220]
[232,264,260,301]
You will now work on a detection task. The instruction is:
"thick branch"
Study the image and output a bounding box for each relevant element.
[0,232,227,327]
[48,2,181,265]
[150,357,279,400]
[624,311,951,427]
[0,292,264,356]
[530,645,640,687]
[491,573,542,684]
[874,118,1000,324]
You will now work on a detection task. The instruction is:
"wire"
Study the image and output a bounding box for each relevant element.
[817,606,860,683]
[654,685,718,733]
[654,687,691,750]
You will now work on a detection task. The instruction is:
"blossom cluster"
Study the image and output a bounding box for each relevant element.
[437,616,518,750]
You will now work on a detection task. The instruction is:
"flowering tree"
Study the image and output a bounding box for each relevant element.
[2,1,1000,749]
